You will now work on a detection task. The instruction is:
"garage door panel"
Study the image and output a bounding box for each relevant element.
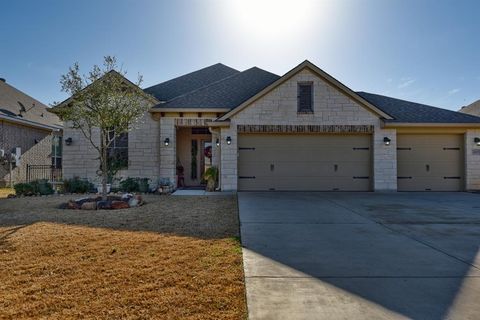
[397,134,464,191]
[398,177,463,191]
[397,162,463,177]
[238,134,371,191]
[239,176,370,191]
[239,161,371,177]
[397,148,462,162]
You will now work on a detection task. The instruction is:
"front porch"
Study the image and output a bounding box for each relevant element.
[158,115,222,190]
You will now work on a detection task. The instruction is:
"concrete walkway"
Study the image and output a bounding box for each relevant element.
[238,192,480,320]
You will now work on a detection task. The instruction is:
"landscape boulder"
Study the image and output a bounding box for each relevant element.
[81,201,97,210]
[97,200,112,210]
[111,200,130,209]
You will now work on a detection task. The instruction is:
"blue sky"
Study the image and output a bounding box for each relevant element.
[1,0,479,110]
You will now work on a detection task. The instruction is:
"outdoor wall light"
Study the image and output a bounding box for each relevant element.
[164,138,170,146]
[226,136,232,145]
[383,137,391,146]
[475,137,480,146]
[65,137,73,146]
[216,138,220,147]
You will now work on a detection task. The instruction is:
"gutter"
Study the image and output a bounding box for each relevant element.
[0,114,62,131]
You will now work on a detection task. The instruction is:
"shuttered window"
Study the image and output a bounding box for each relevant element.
[297,82,313,113]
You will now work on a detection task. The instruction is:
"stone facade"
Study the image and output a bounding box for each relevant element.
[0,120,55,186]
[62,67,480,193]
[219,68,397,191]
[62,100,160,187]
[465,129,480,190]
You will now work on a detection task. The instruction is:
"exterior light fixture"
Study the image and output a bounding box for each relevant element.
[383,137,391,146]
[475,137,480,146]
[226,136,232,145]
[216,138,220,147]
[65,137,73,146]
[164,138,170,146]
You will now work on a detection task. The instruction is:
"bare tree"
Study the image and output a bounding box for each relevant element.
[53,56,150,199]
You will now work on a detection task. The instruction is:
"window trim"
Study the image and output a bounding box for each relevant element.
[297,81,314,114]
[107,130,129,170]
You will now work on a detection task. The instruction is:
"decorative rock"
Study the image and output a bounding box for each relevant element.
[111,200,130,209]
[81,201,97,210]
[75,197,92,207]
[121,193,134,201]
[128,198,139,207]
[97,200,112,210]
[67,200,80,210]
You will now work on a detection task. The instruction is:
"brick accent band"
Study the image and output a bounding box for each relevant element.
[237,124,374,134]
[175,118,214,127]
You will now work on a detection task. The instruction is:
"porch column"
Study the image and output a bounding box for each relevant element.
[220,125,237,191]
[465,129,480,191]
[211,130,220,168]
[373,127,397,191]
[159,117,177,187]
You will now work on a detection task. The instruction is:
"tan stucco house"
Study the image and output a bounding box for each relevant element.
[0,78,62,186]
[57,60,480,192]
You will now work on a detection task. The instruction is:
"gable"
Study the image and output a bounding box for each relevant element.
[219,61,392,122]
[228,68,381,125]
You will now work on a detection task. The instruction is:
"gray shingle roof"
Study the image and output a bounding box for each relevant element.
[144,63,240,101]
[154,67,280,109]
[357,91,480,123]
[0,80,62,128]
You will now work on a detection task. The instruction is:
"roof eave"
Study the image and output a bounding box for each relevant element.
[0,114,62,131]
[150,107,230,113]
[383,121,480,128]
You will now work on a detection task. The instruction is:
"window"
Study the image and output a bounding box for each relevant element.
[107,131,128,169]
[51,136,62,168]
[297,82,313,113]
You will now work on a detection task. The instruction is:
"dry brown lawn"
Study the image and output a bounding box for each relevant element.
[0,194,246,319]
[0,188,14,199]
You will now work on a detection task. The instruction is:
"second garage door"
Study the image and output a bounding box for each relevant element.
[238,134,372,191]
[397,134,464,191]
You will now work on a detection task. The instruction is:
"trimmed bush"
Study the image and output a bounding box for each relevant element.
[14,179,54,196]
[119,177,150,193]
[63,177,94,194]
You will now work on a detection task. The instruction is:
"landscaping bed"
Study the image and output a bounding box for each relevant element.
[0,195,246,319]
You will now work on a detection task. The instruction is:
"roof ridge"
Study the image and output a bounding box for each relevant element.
[157,67,275,106]
[144,63,239,91]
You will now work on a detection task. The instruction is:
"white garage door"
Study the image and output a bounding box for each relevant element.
[238,134,372,191]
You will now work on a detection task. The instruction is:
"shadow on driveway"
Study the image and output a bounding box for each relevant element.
[239,192,480,320]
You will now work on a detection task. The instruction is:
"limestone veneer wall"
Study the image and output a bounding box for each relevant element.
[219,68,398,191]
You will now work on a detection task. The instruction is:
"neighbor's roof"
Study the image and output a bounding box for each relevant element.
[459,99,480,117]
[154,67,281,110]
[0,79,62,129]
[144,63,240,102]
[357,92,480,124]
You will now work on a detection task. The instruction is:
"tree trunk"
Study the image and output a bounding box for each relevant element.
[100,130,108,200]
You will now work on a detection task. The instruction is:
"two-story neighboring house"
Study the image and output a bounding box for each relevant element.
[0,78,62,187]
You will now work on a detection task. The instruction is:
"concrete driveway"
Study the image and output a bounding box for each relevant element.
[238,192,480,320]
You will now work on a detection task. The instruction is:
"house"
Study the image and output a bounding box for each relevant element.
[0,78,62,187]
[56,60,480,192]
[459,99,480,117]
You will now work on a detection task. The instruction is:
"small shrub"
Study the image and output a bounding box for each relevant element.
[138,178,150,193]
[119,177,150,193]
[14,179,54,196]
[119,177,139,192]
[64,177,94,194]
[14,183,35,196]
